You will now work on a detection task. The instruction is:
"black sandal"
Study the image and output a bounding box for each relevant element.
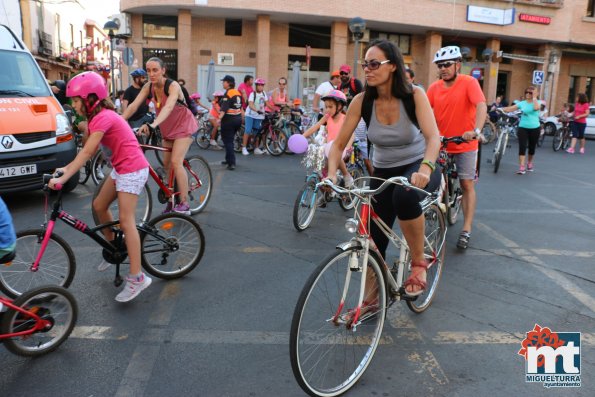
[457,231,471,249]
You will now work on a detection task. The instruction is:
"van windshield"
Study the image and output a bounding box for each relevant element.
[0,50,51,97]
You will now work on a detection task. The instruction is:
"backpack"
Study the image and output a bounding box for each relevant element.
[148,78,196,115]
[361,91,419,130]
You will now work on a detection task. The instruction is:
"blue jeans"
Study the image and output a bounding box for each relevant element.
[244,116,263,135]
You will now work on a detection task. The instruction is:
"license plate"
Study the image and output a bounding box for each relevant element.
[0,164,37,178]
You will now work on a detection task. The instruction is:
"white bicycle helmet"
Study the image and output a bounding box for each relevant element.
[433,46,462,63]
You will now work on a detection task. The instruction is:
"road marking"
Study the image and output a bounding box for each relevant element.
[523,188,595,227]
[242,246,274,253]
[114,345,161,397]
[69,327,595,346]
[408,351,449,385]
[475,221,595,315]
[531,249,595,258]
[148,281,180,326]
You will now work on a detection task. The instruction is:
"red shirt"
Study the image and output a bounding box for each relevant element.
[427,75,486,153]
[574,102,589,124]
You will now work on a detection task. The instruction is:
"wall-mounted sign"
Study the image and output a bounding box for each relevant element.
[519,13,551,25]
[467,5,515,26]
[217,53,234,66]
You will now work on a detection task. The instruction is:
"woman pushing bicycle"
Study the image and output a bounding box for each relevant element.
[122,57,197,214]
[48,72,152,302]
[326,39,441,297]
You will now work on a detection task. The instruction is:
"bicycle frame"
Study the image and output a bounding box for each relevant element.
[0,297,51,339]
[327,179,444,329]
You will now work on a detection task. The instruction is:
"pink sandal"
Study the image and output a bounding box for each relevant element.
[404,259,428,297]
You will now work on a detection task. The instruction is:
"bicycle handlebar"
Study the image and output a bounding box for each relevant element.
[317,176,431,199]
[43,171,64,191]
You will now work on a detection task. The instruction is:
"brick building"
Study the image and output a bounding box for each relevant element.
[120,0,595,112]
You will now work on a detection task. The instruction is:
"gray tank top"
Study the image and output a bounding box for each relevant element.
[367,100,425,168]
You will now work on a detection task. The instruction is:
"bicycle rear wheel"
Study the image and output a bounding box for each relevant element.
[290,248,386,397]
[0,285,78,357]
[407,204,446,313]
[493,133,504,173]
[265,129,287,156]
[185,155,213,215]
[141,213,205,279]
[90,149,111,186]
[0,230,76,298]
[292,180,318,231]
[194,127,211,149]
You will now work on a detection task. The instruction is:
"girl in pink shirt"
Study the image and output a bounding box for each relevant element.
[567,93,590,154]
[303,90,354,186]
[48,72,151,303]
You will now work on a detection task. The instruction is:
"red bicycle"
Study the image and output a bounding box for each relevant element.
[0,253,77,357]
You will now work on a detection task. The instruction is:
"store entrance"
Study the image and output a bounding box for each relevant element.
[497,72,510,104]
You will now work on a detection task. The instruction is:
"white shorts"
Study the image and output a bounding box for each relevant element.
[110,167,149,195]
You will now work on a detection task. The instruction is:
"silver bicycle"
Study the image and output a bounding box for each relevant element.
[290,176,447,397]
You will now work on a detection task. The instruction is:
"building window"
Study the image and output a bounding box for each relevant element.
[586,77,593,102]
[288,55,329,72]
[370,31,411,55]
[143,15,177,40]
[568,76,577,104]
[289,24,331,49]
[225,19,242,36]
[143,48,178,81]
[588,0,594,17]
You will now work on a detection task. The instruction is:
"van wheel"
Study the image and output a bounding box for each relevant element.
[62,171,79,193]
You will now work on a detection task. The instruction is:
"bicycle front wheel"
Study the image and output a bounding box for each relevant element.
[292,180,318,231]
[407,204,446,313]
[185,155,213,215]
[141,213,205,279]
[0,285,78,357]
[0,230,76,298]
[92,178,152,225]
[552,129,563,151]
[290,248,386,397]
[194,127,211,149]
[493,134,504,173]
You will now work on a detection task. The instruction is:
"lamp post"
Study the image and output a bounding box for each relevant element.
[348,17,366,79]
[103,20,119,101]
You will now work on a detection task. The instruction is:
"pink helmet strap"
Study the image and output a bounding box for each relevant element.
[84,97,101,116]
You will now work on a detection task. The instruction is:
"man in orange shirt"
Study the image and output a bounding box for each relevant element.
[427,46,487,249]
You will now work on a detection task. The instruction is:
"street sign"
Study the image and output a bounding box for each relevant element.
[532,70,544,85]
[123,48,134,66]
[470,67,483,80]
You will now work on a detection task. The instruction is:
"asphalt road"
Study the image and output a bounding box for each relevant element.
[1,136,594,397]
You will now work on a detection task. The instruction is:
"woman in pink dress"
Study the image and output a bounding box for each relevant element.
[123,57,198,214]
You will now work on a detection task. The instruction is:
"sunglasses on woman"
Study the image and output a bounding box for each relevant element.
[360,59,391,71]
[525,90,533,94]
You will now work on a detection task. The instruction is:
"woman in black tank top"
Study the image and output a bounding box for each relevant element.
[326,39,441,297]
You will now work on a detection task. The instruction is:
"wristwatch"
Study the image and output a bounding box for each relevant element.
[474,128,481,137]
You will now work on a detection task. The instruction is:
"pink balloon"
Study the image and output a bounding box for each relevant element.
[324,141,333,158]
[288,134,308,154]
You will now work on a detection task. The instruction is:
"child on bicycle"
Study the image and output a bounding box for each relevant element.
[208,91,226,149]
[303,90,354,187]
[242,78,268,155]
[48,72,152,303]
[290,98,304,130]
[190,92,210,115]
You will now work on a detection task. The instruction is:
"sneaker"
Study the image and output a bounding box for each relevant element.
[457,231,471,249]
[173,202,191,215]
[344,175,355,188]
[566,148,575,154]
[226,164,235,170]
[96,169,105,180]
[527,162,534,172]
[254,148,265,155]
[242,147,249,156]
[516,166,526,175]
[580,148,585,154]
[210,140,223,150]
[162,202,173,214]
[115,273,152,302]
[221,160,228,165]
[97,260,111,272]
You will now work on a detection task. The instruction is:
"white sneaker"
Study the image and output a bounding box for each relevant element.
[115,273,152,302]
[242,147,250,156]
[344,175,355,188]
[97,260,111,272]
[210,139,218,146]
[254,148,264,155]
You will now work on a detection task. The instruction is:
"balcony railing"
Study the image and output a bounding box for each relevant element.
[494,0,564,8]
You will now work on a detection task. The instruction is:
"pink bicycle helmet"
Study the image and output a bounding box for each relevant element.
[254,78,266,85]
[212,90,226,98]
[66,72,108,100]
[321,89,347,105]
[190,92,201,100]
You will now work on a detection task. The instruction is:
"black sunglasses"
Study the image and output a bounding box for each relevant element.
[525,90,534,94]
[360,60,391,71]
[339,72,349,76]
[436,61,455,69]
